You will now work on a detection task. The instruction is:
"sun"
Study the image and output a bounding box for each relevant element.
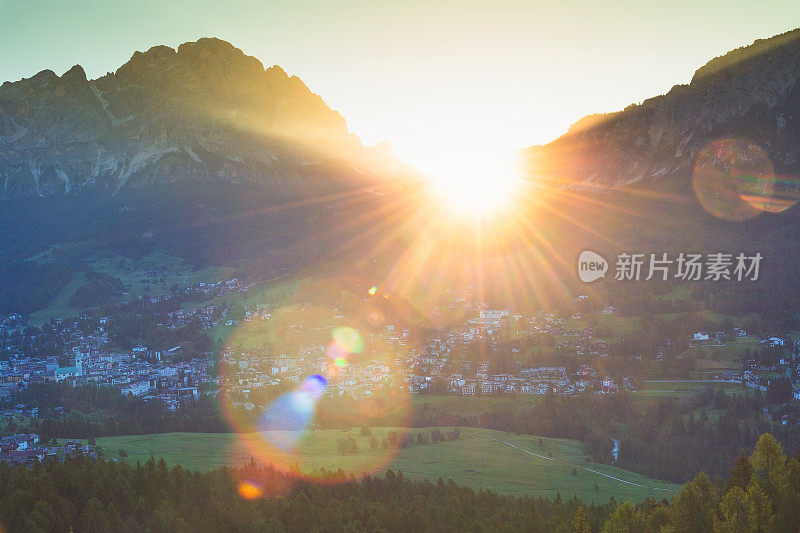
[427,150,521,218]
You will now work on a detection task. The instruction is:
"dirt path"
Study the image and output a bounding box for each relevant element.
[495,439,678,492]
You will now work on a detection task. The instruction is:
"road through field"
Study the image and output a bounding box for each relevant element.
[495,439,678,492]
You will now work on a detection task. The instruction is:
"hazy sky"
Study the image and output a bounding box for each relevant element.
[2,0,799,176]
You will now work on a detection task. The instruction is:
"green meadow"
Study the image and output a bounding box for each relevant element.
[635,380,750,402]
[97,427,679,502]
[28,249,233,324]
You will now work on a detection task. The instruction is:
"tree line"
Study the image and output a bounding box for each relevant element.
[0,432,799,531]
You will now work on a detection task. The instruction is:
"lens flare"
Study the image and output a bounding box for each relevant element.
[693,138,796,220]
[331,327,364,354]
[237,480,264,500]
[368,286,378,295]
[256,375,327,451]
[218,276,412,484]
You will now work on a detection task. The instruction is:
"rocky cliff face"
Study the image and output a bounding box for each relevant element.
[0,38,394,198]
[525,28,800,192]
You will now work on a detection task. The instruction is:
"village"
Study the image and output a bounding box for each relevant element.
[2,278,800,422]
[0,432,97,465]
[0,308,211,411]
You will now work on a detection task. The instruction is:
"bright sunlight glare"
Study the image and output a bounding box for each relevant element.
[425,148,521,218]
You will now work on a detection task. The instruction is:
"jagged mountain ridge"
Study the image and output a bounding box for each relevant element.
[526,28,800,191]
[0,37,397,198]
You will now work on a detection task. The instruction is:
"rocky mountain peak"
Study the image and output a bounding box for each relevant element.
[526,27,800,193]
[61,64,88,84]
[0,37,386,199]
[691,27,800,84]
[176,37,252,63]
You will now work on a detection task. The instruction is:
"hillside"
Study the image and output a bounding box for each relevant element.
[0,37,408,198]
[526,28,800,193]
[0,38,422,315]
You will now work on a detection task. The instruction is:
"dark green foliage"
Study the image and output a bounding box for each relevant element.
[12,383,228,440]
[337,436,359,455]
[727,450,753,491]
[69,270,124,307]
[0,181,394,314]
[0,261,72,315]
[0,457,612,532]
[0,432,797,532]
[105,303,212,353]
[766,378,792,405]
[413,389,800,483]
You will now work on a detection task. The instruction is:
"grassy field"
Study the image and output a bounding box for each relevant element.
[28,249,233,324]
[409,384,751,415]
[88,251,233,299]
[684,336,768,377]
[30,271,87,323]
[411,385,750,414]
[96,427,679,502]
[636,380,750,401]
[687,337,760,360]
[565,315,640,340]
[412,395,542,415]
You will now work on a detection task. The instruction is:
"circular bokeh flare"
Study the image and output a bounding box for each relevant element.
[692,138,785,221]
[218,276,413,485]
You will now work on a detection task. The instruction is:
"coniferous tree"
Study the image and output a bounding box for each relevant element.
[572,505,591,533]
[670,471,718,533]
[727,450,752,491]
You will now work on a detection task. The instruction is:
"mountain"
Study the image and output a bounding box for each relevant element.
[526,28,800,193]
[0,37,404,198]
[5,32,800,319]
[507,29,800,323]
[0,38,424,317]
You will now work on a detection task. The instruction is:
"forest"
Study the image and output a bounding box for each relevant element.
[0,433,798,532]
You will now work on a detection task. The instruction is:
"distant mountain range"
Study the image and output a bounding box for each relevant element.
[526,28,800,193]
[3,32,800,317]
[0,38,406,199]
[5,31,800,200]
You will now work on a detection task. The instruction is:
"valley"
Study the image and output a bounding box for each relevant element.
[2,20,800,532]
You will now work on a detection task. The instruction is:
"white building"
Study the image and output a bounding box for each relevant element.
[120,381,151,396]
[480,309,510,321]
[54,359,83,382]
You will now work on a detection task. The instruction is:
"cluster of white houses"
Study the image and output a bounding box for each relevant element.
[0,433,96,465]
[441,365,623,395]
[2,344,209,410]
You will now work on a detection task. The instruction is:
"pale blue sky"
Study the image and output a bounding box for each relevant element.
[2,0,799,175]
